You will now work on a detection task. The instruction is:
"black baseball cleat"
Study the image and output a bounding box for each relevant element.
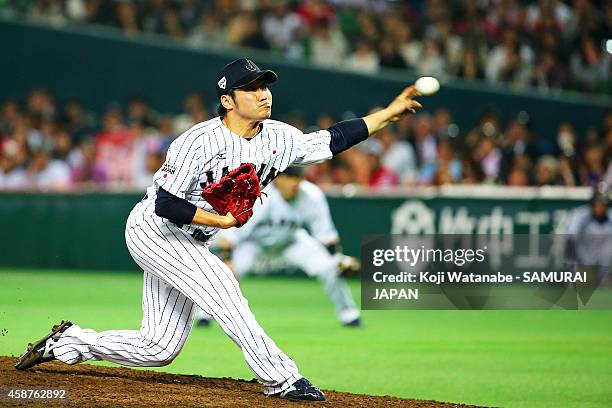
[279,377,326,401]
[15,320,73,370]
[343,317,363,328]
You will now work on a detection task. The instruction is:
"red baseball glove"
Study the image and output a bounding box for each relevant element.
[201,163,263,227]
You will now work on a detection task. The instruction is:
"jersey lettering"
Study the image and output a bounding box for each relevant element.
[200,170,215,188]
[261,166,279,187]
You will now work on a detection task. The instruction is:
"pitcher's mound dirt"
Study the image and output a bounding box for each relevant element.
[0,356,477,407]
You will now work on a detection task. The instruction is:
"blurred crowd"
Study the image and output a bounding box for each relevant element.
[1,89,611,191]
[2,0,611,95]
[0,91,208,190]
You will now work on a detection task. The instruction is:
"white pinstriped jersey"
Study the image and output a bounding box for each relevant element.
[222,181,339,248]
[130,117,333,239]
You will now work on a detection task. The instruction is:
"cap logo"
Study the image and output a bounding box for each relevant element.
[245,59,257,72]
[218,76,227,90]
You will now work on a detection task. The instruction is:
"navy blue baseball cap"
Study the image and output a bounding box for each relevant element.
[216,58,278,97]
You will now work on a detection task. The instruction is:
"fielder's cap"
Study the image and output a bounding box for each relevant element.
[282,166,306,178]
[216,58,278,97]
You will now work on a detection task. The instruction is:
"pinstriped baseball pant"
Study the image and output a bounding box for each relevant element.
[50,205,302,395]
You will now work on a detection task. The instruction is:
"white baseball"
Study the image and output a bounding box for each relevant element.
[414,76,440,96]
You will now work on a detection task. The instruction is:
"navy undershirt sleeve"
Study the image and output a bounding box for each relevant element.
[155,187,197,226]
[327,118,369,155]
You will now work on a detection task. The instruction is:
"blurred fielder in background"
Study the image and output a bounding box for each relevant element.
[565,184,612,286]
[197,166,362,328]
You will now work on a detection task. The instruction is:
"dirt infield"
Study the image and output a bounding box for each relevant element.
[0,356,476,407]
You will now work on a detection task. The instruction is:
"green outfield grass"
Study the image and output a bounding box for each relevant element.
[1,269,611,407]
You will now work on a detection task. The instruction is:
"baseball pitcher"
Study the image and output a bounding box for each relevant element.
[15,57,422,401]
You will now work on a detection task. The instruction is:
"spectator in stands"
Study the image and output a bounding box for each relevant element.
[338,145,370,186]
[499,119,538,181]
[531,51,569,91]
[262,0,304,54]
[128,97,157,129]
[415,38,446,79]
[0,140,28,189]
[375,125,417,185]
[26,145,71,190]
[569,36,611,94]
[558,155,579,186]
[178,0,202,32]
[483,0,523,42]
[460,156,485,184]
[485,28,534,87]
[474,136,502,182]
[305,158,334,186]
[28,89,56,120]
[580,145,606,187]
[188,11,228,48]
[61,100,95,144]
[378,37,407,70]
[556,122,578,158]
[359,139,399,188]
[227,9,269,50]
[0,99,21,137]
[392,23,421,69]
[355,9,379,44]
[413,114,437,167]
[67,139,95,183]
[526,0,573,33]
[29,0,66,26]
[296,0,335,28]
[432,108,454,139]
[116,0,138,36]
[142,0,184,39]
[507,167,531,186]
[456,46,485,80]
[156,115,177,149]
[173,92,210,134]
[53,129,73,161]
[534,155,560,186]
[308,17,348,67]
[329,159,354,185]
[92,108,134,185]
[419,139,462,186]
[345,39,379,73]
[466,109,502,151]
[432,20,463,74]
[26,117,56,159]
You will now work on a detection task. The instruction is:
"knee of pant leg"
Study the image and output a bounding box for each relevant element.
[153,356,175,367]
[312,264,338,282]
[304,257,338,279]
[138,336,180,367]
[149,348,179,367]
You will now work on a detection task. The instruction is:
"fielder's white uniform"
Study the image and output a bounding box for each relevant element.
[214,181,360,324]
[564,206,612,278]
[47,117,335,395]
